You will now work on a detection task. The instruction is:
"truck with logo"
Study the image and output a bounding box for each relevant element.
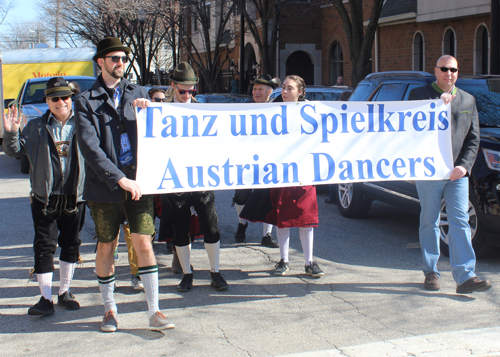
[0,47,97,143]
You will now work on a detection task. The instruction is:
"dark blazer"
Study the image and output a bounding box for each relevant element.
[3,110,85,204]
[74,77,148,203]
[408,83,480,174]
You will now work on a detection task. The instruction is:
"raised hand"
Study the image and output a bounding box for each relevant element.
[2,106,21,132]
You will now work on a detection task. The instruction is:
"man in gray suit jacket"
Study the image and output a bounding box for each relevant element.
[409,55,491,294]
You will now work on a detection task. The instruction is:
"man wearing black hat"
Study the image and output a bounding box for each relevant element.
[233,74,278,248]
[164,62,228,293]
[74,37,174,332]
[3,77,85,316]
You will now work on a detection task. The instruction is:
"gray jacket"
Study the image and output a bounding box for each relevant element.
[3,110,85,204]
[74,77,148,203]
[408,83,480,174]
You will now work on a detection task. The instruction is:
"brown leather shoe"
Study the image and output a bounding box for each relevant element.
[424,272,440,291]
[456,277,492,294]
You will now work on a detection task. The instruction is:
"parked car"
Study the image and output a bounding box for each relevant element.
[335,71,500,257]
[270,85,352,101]
[4,76,96,173]
[194,93,253,103]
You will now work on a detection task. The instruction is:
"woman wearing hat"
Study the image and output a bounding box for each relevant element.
[3,77,86,316]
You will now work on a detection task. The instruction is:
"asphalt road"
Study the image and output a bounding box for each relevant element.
[1,147,499,357]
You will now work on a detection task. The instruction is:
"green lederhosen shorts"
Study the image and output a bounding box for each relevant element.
[89,192,155,243]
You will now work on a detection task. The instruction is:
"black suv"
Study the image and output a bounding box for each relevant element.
[336,71,500,257]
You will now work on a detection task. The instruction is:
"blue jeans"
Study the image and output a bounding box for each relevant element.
[415,177,476,285]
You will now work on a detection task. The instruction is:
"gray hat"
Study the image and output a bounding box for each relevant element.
[252,74,277,89]
[170,62,199,85]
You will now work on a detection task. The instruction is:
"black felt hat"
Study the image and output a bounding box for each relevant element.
[169,62,199,85]
[252,74,277,89]
[93,37,131,62]
[44,77,73,99]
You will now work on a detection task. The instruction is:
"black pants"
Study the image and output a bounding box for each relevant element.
[166,191,220,247]
[158,194,175,242]
[31,195,85,274]
[233,189,252,206]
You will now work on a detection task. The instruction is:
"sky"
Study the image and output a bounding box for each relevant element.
[1,0,37,34]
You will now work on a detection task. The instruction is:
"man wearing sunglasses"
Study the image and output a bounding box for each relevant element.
[408,55,491,294]
[164,62,228,293]
[74,37,175,332]
[3,77,85,316]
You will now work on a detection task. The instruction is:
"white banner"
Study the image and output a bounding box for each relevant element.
[135,100,453,194]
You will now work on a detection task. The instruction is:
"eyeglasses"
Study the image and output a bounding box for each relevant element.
[50,95,71,103]
[105,56,130,63]
[436,66,458,73]
[152,97,167,102]
[174,84,196,95]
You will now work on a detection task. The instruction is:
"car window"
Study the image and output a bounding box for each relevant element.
[22,79,95,105]
[403,83,424,100]
[349,83,374,101]
[460,85,500,127]
[371,83,406,101]
[306,92,340,101]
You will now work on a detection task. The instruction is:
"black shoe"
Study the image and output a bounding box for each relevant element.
[210,272,228,291]
[261,233,279,248]
[57,292,80,310]
[234,222,248,243]
[28,296,55,316]
[456,277,492,294]
[177,273,193,292]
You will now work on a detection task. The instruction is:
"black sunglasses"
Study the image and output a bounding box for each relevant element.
[105,56,130,63]
[50,95,71,103]
[152,97,167,102]
[174,84,196,95]
[436,66,458,73]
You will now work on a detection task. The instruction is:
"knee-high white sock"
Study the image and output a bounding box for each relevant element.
[299,227,314,266]
[59,261,76,295]
[176,245,192,274]
[98,275,116,313]
[276,228,290,262]
[138,265,159,318]
[205,241,220,272]
[37,272,53,301]
[235,204,247,224]
[263,223,273,236]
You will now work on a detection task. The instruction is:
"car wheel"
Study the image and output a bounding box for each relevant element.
[20,154,30,174]
[336,183,372,218]
[438,195,488,258]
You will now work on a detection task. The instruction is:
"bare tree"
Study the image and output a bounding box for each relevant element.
[177,0,237,92]
[328,0,384,87]
[1,20,47,49]
[0,0,15,27]
[35,0,63,48]
[236,0,322,77]
[60,0,175,85]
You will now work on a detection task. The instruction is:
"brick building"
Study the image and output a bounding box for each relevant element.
[184,0,498,92]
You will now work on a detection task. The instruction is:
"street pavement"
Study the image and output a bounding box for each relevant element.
[1,148,499,357]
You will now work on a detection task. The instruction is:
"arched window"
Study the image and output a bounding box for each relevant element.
[474,25,489,74]
[443,28,456,57]
[329,42,343,86]
[413,32,424,71]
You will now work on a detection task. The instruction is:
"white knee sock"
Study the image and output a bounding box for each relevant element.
[276,228,290,262]
[263,223,273,236]
[37,272,53,301]
[139,266,159,318]
[299,227,314,266]
[98,275,116,313]
[59,261,76,295]
[176,245,192,274]
[235,204,247,224]
[205,241,220,272]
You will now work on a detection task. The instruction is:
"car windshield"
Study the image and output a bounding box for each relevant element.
[196,94,251,103]
[459,84,500,127]
[22,79,95,105]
